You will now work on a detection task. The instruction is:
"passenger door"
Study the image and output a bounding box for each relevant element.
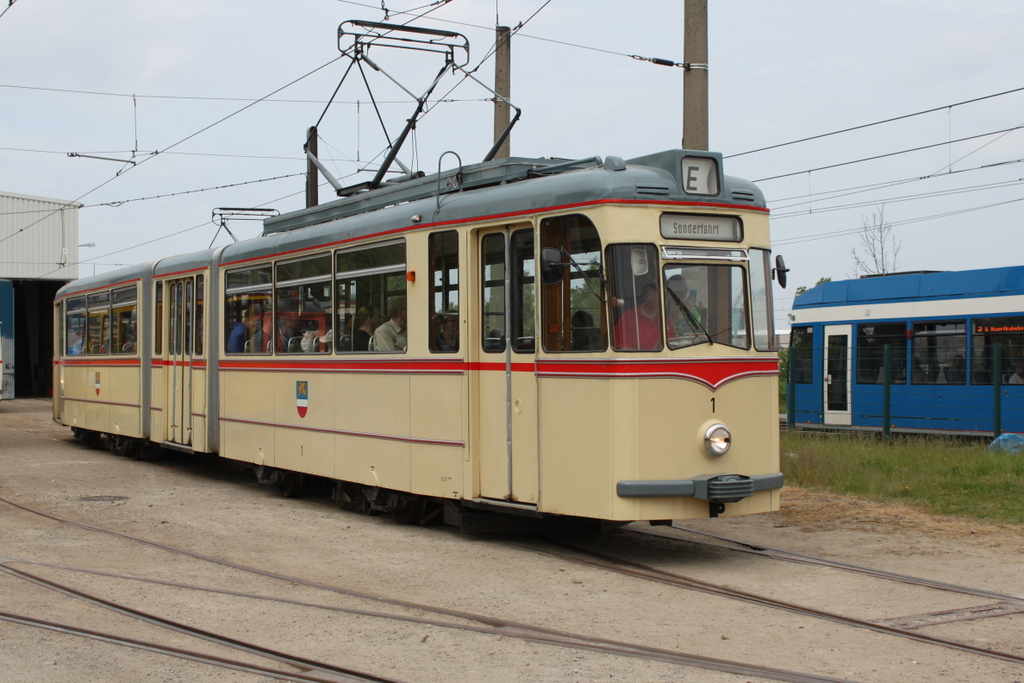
[823,324,852,426]
[475,227,539,505]
[164,277,197,446]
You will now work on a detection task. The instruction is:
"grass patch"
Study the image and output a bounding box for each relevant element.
[781,432,1024,525]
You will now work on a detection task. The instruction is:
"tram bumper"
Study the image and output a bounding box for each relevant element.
[616,473,783,503]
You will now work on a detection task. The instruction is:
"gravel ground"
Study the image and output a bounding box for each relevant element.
[2,397,1023,682]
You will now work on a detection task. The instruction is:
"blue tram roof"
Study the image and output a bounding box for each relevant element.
[793,265,1024,311]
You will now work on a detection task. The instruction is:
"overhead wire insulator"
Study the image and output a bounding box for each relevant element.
[631,55,689,68]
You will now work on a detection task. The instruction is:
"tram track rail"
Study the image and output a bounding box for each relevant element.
[0,561,401,683]
[658,525,1024,604]
[0,610,384,683]
[0,494,856,683]
[517,532,1024,667]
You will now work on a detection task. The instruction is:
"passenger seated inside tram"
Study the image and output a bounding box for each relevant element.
[435,313,459,352]
[301,322,331,352]
[277,317,299,353]
[373,297,407,351]
[946,354,966,384]
[1009,362,1024,385]
[67,328,84,355]
[570,310,598,351]
[351,305,382,351]
[613,284,661,350]
[228,313,250,353]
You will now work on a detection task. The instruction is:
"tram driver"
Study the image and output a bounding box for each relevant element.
[613,284,661,350]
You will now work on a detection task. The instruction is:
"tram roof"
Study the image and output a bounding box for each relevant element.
[260,149,765,233]
[793,265,1024,311]
[215,149,764,266]
[56,149,766,298]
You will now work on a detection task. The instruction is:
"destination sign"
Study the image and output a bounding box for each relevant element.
[660,214,742,242]
[680,156,720,195]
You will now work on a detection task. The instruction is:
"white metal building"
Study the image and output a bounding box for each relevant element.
[0,191,81,399]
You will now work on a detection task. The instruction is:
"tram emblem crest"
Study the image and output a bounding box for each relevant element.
[296,381,309,418]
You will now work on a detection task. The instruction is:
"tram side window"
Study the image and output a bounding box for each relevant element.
[856,322,907,384]
[971,316,1024,385]
[194,275,204,356]
[429,231,459,353]
[510,230,536,353]
[608,244,663,351]
[224,266,272,354]
[789,326,813,383]
[336,241,406,353]
[65,297,86,355]
[481,234,506,353]
[749,248,776,351]
[155,282,163,355]
[111,286,138,354]
[276,255,332,354]
[540,215,606,353]
[87,292,112,354]
[911,321,965,385]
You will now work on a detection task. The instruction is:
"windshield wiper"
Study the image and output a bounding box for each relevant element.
[666,287,713,346]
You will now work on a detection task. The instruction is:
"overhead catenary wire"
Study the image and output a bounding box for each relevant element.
[753,123,1024,183]
[771,175,1024,220]
[2,53,349,250]
[726,85,1024,159]
[336,0,683,68]
[0,82,492,105]
[773,196,1024,246]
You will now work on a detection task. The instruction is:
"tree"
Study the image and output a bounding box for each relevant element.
[851,204,901,277]
[794,277,832,298]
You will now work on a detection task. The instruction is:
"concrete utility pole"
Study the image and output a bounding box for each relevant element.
[493,25,512,160]
[682,0,708,151]
[305,126,318,208]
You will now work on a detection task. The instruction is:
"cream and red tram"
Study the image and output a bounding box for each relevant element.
[54,149,783,528]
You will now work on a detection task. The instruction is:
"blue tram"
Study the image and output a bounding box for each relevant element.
[789,266,1024,435]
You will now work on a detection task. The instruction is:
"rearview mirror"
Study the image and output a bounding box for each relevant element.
[773,254,789,289]
[630,247,649,276]
[541,247,564,285]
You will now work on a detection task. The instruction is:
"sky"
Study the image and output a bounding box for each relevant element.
[2,0,1024,325]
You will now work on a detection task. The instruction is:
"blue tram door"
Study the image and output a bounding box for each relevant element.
[475,227,539,506]
[823,324,852,426]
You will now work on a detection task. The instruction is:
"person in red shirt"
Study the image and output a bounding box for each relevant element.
[614,284,662,350]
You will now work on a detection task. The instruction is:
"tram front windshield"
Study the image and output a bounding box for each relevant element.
[608,244,749,351]
[663,263,748,349]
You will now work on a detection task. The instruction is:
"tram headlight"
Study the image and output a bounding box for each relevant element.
[703,423,731,457]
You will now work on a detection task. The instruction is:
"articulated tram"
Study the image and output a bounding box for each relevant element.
[54,149,784,528]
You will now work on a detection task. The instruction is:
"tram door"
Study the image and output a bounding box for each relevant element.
[164,277,196,446]
[823,324,852,426]
[476,227,539,505]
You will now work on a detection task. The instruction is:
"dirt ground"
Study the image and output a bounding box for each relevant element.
[2,398,1024,682]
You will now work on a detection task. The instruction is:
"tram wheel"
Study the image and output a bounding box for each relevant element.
[334,483,376,516]
[110,435,139,459]
[392,497,425,525]
[72,427,101,449]
[278,472,306,498]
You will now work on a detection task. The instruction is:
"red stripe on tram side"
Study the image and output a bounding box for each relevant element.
[219,358,465,374]
[59,358,141,367]
[535,357,779,389]
[151,359,208,369]
[462,361,538,373]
